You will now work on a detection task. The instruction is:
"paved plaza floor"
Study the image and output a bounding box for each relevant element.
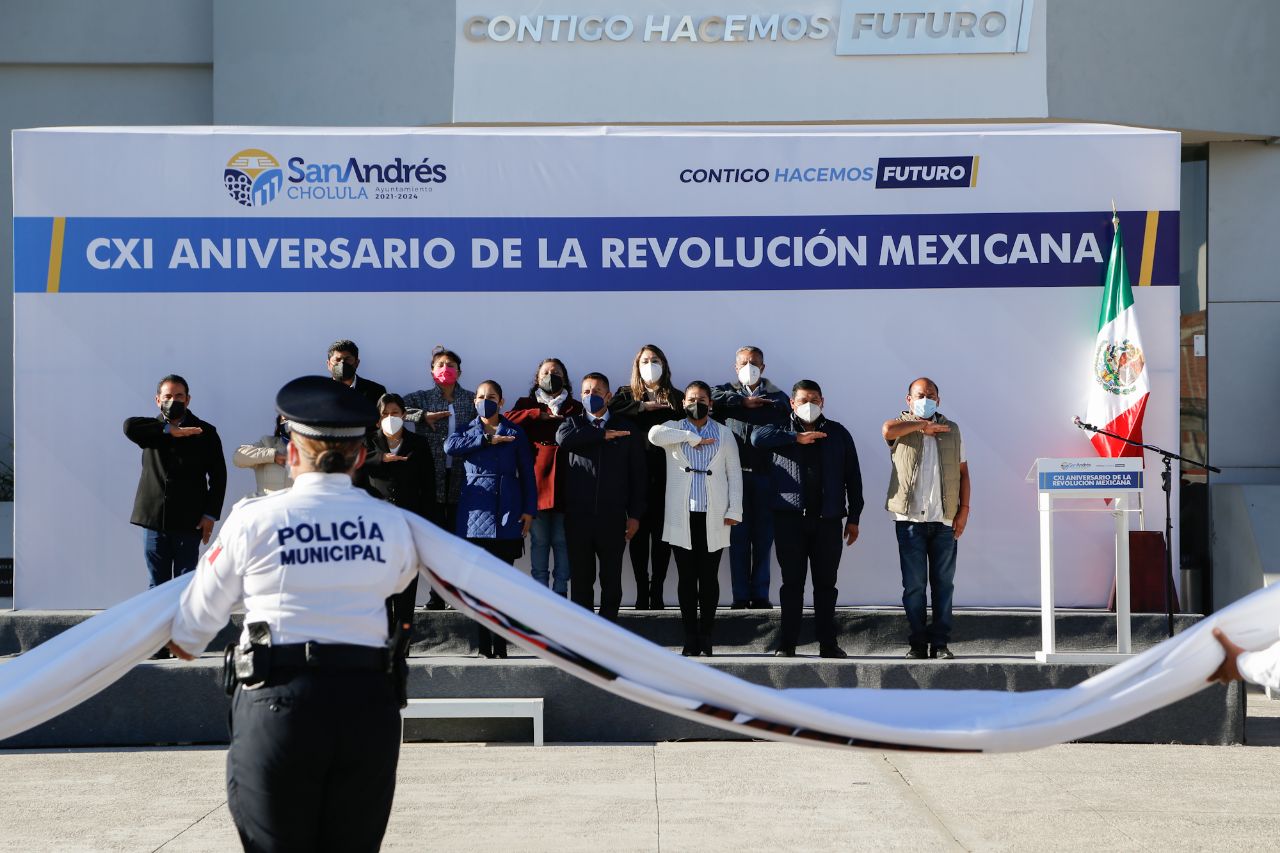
[1,691,1277,852]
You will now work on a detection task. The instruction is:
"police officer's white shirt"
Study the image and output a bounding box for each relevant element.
[892,432,967,526]
[171,472,420,654]
[1239,635,1280,689]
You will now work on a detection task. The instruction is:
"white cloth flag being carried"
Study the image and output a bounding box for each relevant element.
[1085,215,1149,457]
[0,513,1266,753]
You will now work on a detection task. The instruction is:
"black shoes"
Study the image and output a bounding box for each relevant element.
[699,637,714,657]
[930,645,954,660]
[681,643,699,656]
[774,646,797,657]
[634,594,649,611]
[748,599,773,609]
[905,646,929,659]
[818,644,848,659]
[730,600,750,610]
[150,647,172,661]
[425,592,448,611]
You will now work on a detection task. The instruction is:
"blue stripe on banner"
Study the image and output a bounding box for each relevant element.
[13,211,1179,293]
[1038,472,1144,490]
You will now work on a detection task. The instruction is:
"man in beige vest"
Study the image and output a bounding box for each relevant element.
[883,378,970,660]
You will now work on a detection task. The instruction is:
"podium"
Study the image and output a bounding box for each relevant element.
[1027,458,1144,663]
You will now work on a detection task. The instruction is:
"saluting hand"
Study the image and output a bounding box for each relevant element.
[795,431,827,445]
[383,454,408,463]
[170,425,203,438]
[921,422,951,436]
[695,437,717,447]
[490,434,516,444]
[742,397,767,409]
[424,410,451,425]
[604,430,630,441]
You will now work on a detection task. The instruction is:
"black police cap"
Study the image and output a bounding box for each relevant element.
[275,375,377,440]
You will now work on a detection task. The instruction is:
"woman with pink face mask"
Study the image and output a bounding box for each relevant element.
[404,346,477,609]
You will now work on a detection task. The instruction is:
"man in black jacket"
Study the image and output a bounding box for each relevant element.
[123,374,227,590]
[752,379,863,658]
[711,345,789,609]
[556,372,647,622]
[327,339,388,406]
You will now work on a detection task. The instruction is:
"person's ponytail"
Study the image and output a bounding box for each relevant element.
[316,449,350,473]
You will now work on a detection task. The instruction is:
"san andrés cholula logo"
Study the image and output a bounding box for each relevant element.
[224,149,448,206]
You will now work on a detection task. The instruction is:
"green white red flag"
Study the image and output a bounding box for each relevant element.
[1085,217,1148,457]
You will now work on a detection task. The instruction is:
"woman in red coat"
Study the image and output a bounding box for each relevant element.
[504,357,582,596]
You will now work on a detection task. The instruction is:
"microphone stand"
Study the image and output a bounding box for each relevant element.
[1074,418,1219,637]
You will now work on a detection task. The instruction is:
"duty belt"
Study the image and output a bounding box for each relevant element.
[269,642,389,671]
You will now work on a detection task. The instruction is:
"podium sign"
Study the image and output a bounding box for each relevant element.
[1027,458,1144,663]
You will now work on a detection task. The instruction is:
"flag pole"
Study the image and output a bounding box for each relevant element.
[1111,199,1119,229]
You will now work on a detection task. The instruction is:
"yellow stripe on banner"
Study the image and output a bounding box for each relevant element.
[45,217,66,293]
[1138,210,1159,286]
[969,156,980,187]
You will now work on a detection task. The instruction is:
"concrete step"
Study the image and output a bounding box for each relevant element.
[0,607,1202,657]
[0,653,1242,749]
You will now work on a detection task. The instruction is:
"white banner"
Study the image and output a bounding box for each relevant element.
[11,123,1180,609]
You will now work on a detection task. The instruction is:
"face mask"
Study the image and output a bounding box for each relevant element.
[477,399,500,419]
[330,361,355,382]
[539,373,565,395]
[912,398,938,419]
[161,400,186,421]
[684,401,709,421]
[583,393,606,415]
[381,415,404,436]
[433,364,459,385]
[795,402,822,424]
[737,363,762,386]
[638,361,663,383]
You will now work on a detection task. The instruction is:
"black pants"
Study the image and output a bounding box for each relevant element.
[227,667,401,853]
[426,501,460,607]
[629,482,670,606]
[566,511,627,622]
[469,537,522,656]
[672,512,722,641]
[774,512,844,647]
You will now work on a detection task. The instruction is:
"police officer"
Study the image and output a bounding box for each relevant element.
[167,376,420,853]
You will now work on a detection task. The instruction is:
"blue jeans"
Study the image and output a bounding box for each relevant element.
[530,512,570,596]
[895,521,957,648]
[144,529,201,589]
[729,471,775,603]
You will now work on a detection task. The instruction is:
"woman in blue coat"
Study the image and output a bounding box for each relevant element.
[444,379,538,658]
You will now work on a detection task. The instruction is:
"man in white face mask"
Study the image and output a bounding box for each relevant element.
[751,379,864,658]
[882,377,970,661]
[711,346,790,609]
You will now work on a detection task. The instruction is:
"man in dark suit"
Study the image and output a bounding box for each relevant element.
[556,372,647,622]
[752,379,863,659]
[123,374,227,591]
[327,339,387,406]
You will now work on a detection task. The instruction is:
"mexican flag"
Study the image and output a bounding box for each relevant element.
[1085,218,1148,457]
